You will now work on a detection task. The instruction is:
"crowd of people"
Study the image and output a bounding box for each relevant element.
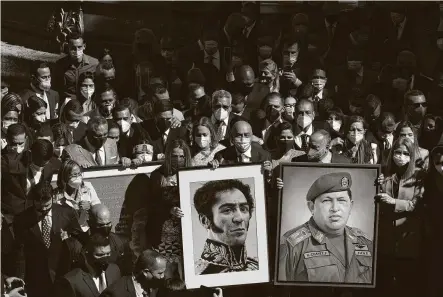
[1,1,443,297]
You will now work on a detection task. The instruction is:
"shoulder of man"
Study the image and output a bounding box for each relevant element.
[348,226,372,243]
[83,54,99,66]
[281,223,312,247]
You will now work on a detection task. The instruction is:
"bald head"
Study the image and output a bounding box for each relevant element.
[236,65,255,85]
[135,249,167,273]
[310,129,331,147]
[90,204,111,225]
[232,120,252,135]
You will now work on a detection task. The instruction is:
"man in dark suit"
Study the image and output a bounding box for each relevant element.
[57,204,129,278]
[209,90,245,147]
[183,84,212,122]
[99,249,167,297]
[231,91,252,121]
[141,100,187,160]
[112,103,151,159]
[53,233,121,297]
[241,3,259,70]
[19,61,60,120]
[2,136,54,218]
[292,129,351,164]
[82,86,117,123]
[292,99,329,152]
[250,92,284,151]
[13,181,83,297]
[212,121,271,165]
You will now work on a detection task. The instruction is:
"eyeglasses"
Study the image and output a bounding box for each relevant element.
[411,102,427,108]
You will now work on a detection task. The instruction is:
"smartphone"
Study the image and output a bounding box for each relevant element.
[283,65,292,72]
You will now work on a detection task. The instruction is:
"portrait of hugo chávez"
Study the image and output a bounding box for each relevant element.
[193,179,259,275]
[278,172,373,284]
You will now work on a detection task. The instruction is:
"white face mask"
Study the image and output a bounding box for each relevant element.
[71,49,84,60]
[119,120,131,133]
[136,153,153,163]
[297,115,313,129]
[214,108,229,121]
[39,80,51,91]
[81,88,95,99]
[311,78,326,90]
[195,136,211,149]
[34,114,46,123]
[54,146,65,158]
[234,139,251,153]
[68,176,83,188]
[9,143,25,154]
[393,154,410,167]
[328,120,342,132]
[348,132,364,144]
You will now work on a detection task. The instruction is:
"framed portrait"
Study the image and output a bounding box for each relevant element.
[274,163,380,288]
[178,164,270,289]
[51,162,162,237]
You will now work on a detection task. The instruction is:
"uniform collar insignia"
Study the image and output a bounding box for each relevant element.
[308,217,325,244]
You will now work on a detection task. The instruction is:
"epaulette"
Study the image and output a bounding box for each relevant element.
[283,227,311,247]
[349,227,372,242]
[194,258,210,275]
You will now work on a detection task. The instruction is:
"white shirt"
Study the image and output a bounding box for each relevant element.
[38,209,52,232]
[243,21,256,38]
[312,90,324,101]
[319,151,333,163]
[204,50,221,71]
[211,114,229,140]
[395,17,407,40]
[294,125,313,149]
[31,84,54,119]
[92,271,107,292]
[237,146,252,163]
[92,146,106,165]
[383,134,394,149]
[163,128,170,144]
[132,276,147,297]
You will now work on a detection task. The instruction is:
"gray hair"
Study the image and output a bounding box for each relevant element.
[87,116,108,132]
[212,89,232,106]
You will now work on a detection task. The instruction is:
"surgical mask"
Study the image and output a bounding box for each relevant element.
[54,146,65,158]
[348,132,364,144]
[137,153,153,163]
[312,78,326,90]
[9,143,25,154]
[71,49,84,60]
[328,120,342,132]
[34,114,46,123]
[81,88,95,99]
[195,136,211,149]
[393,154,410,167]
[297,115,312,129]
[266,107,281,122]
[119,120,131,133]
[156,118,171,132]
[39,80,51,91]
[171,158,185,172]
[68,176,83,188]
[234,139,251,153]
[260,75,273,85]
[214,108,229,121]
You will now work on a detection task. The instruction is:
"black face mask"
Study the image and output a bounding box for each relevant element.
[92,256,110,272]
[279,140,294,153]
[171,159,185,173]
[156,118,171,132]
[90,226,112,237]
[266,107,280,122]
[87,134,107,150]
[136,272,165,290]
[240,84,254,96]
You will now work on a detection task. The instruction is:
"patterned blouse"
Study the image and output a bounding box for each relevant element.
[191,144,226,167]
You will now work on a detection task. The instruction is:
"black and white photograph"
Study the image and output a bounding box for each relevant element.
[275,163,380,288]
[2,1,443,297]
[179,164,269,288]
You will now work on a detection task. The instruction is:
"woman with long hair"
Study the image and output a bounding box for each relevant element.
[1,94,22,149]
[377,137,425,297]
[23,95,51,146]
[270,121,304,168]
[394,121,429,172]
[190,117,225,166]
[54,159,101,231]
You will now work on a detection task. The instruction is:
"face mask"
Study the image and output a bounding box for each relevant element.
[307,148,328,161]
[9,144,25,154]
[171,158,185,172]
[195,136,211,149]
[93,256,110,272]
[34,114,46,123]
[54,146,65,158]
[2,120,15,130]
[39,80,51,91]
[240,84,254,96]
[157,118,171,132]
[328,120,342,132]
[279,140,294,153]
[312,78,326,91]
[120,120,131,133]
[348,132,364,144]
[214,108,229,121]
[349,105,362,115]
[81,88,95,99]
[393,154,410,167]
[258,46,273,59]
[137,153,153,163]
[90,225,112,237]
[260,76,273,85]
[266,107,281,122]
[234,139,251,153]
[297,115,313,129]
[67,176,82,188]
[100,105,114,117]
[88,134,107,150]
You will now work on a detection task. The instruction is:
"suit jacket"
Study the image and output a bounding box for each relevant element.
[62,137,120,168]
[141,119,187,158]
[292,121,330,151]
[72,122,88,144]
[246,83,270,111]
[98,275,136,297]
[190,50,227,95]
[19,87,60,119]
[210,113,246,148]
[14,204,83,297]
[292,151,352,164]
[250,116,281,151]
[54,264,121,297]
[118,123,152,158]
[57,232,128,279]
[1,151,54,216]
[214,142,271,165]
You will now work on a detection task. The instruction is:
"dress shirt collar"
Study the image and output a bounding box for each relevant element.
[198,39,204,51]
[237,146,252,158]
[132,276,147,297]
[325,18,337,28]
[211,114,229,126]
[313,89,324,100]
[223,27,231,45]
[295,124,314,137]
[394,16,407,30]
[164,128,170,137]
[204,50,220,61]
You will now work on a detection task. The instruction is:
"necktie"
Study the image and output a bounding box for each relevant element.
[314,95,320,102]
[327,25,335,44]
[216,121,224,141]
[384,138,391,150]
[206,55,214,66]
[95,149,104,166]
[41,215,51,249]
[98,272,106,293]
[301,134,309,152]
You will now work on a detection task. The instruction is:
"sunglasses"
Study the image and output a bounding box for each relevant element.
[411,102,427,108]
